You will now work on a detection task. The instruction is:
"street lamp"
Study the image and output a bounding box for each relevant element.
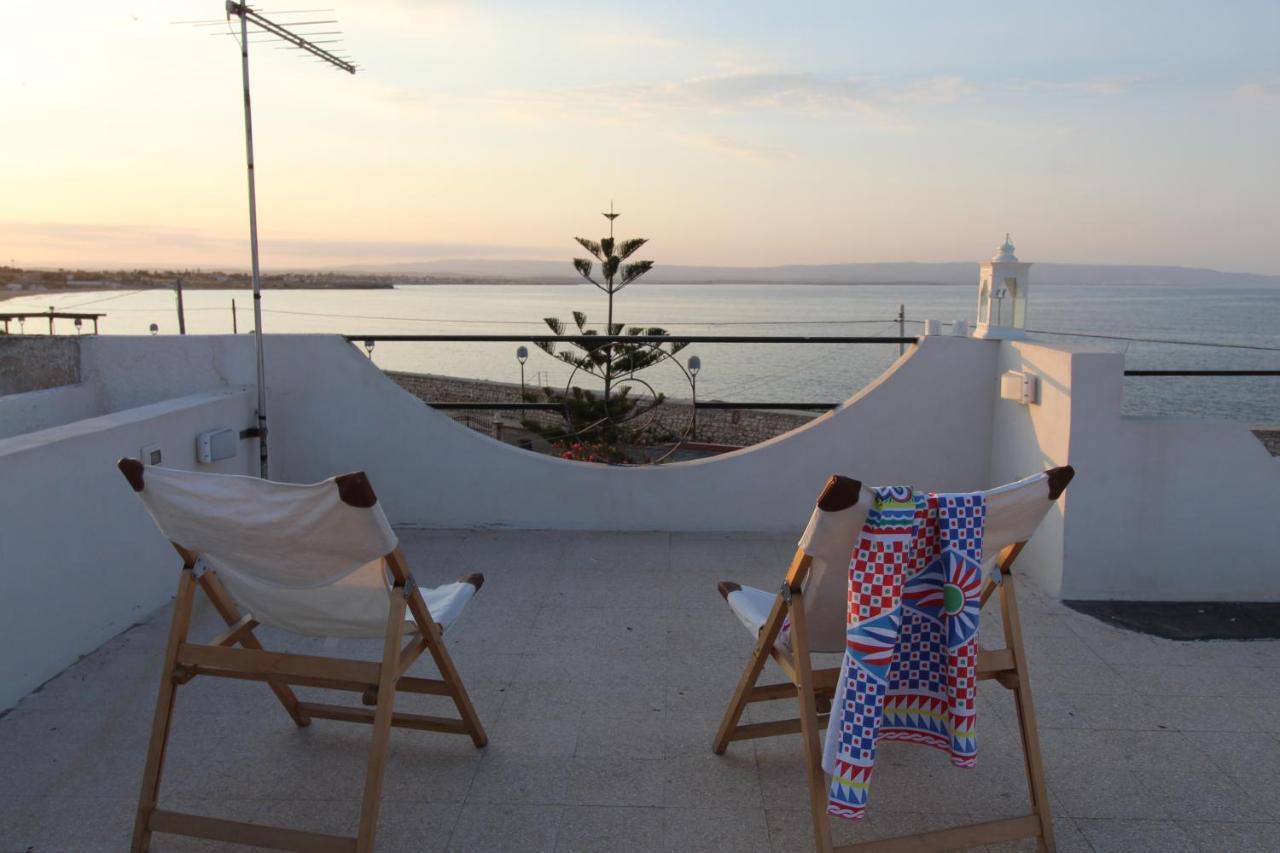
[687,355,701,442]
[364,339,376,359]
[516,346,529,399]
[149,323,159,336]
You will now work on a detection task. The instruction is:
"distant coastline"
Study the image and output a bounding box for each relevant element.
[4,256,1278,303]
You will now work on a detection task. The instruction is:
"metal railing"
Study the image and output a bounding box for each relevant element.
[347,334,1280,414]
[346,333,915,413]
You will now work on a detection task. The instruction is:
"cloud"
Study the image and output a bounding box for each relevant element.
[1011,74,1158,96]
[1233,79,1280,102]
[612,71,975,114]
[673,133,793,162]
[0,222,556,268]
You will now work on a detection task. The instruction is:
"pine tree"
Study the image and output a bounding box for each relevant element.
[528,205,686,458]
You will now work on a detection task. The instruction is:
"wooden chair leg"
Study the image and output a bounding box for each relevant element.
[197,571,310,727]
[356,585,409,853]
[998,572,1056,853]
[714,595,791,754]
[131,567,198,853]
[390,550,488,749]
[788,590,835,853]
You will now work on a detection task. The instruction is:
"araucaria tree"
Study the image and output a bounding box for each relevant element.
[530,207,687,457]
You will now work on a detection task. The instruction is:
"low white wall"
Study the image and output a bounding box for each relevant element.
[0,382,102,439]
[76,334,999,533]
[995,338,1280,600]
[262,334,999,532]
[0,388,256,710]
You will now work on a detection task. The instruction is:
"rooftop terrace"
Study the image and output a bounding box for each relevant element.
[5,529,1280,852]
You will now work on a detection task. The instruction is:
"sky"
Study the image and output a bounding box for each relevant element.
[2,1,1278,273]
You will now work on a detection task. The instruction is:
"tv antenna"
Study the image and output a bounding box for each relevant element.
[179,3,357,477]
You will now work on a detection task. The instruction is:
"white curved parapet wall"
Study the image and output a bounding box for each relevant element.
[260,334,999,532]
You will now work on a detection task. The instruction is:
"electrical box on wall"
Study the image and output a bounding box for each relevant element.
[1000,371,1040,406]
[196,428,238,464]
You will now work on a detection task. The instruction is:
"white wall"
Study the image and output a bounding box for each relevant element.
[5,330,1276,712]
[993,338,1280,600]
[0,389,256,710]
[0,382,102,439]
[75,334,999,533]
[262,334,999,532]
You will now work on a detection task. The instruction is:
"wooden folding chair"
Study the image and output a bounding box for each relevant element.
[117,459,488,853]
[712,466,1074,853]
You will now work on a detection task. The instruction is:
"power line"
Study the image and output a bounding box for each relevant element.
[1025,328,1280,353]
[58,290,150,309]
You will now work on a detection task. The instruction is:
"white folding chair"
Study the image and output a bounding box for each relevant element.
[713,466,1074,853]
[117,459,488,853]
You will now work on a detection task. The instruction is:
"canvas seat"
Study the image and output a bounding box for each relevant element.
[214,556,481,638]
[713,466,1074,853]
[117,460,488,853]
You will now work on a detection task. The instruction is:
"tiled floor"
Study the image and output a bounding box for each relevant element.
[3,530,1280,852]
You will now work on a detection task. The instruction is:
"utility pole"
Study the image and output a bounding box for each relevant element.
[897,304,905,355]
[175,278,187,334]
[231,298,238,333]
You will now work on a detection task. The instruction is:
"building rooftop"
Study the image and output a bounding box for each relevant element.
[4,529,1279,852]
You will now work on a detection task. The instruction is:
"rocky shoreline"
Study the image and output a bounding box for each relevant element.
[385,370,822,448]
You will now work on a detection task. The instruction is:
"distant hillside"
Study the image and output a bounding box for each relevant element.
[337,259,1280,288]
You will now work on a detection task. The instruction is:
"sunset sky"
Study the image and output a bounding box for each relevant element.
[2,1,1278,273]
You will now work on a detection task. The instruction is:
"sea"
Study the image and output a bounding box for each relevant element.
[7,283,1280,424]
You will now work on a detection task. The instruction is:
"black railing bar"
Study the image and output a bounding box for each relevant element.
[1124,370,1280,377]
[427,402,563,411]
[346,334,918,344]
[421,401,838,411]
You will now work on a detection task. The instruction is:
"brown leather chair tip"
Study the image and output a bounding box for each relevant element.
[817,475,862,511]
[118,457,145,492]
[459,572,485,591]
[717,581,741,600]
[334,472,378,508]
[1046,465,1075,500]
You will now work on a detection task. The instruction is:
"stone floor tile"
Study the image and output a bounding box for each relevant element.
[662,806,771,853]
[972,816,1092,853]
[1182,729,1280,776]
[466,756,572,805]
[1048,765,1168,821]
[575,710,666,760]
[564,758,665,808]
[1142,693,1263,732]
[447,803,562,853]
[765,807,971,853]
[1058,690,1166,731]
[554,805,665,853]
[1137,768,1271,822]
[663,753,763,810]
[1178,820,1280,853]
[1076,817,1199,852]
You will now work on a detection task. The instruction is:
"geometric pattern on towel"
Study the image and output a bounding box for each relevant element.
[825,488,986,820]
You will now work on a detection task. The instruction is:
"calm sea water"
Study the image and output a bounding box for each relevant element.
[8,283,1280,423]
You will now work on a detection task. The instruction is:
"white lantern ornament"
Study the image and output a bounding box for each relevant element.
[974,234,1032,340]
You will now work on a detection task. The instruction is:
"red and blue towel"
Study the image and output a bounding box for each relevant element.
[822,486,986,819]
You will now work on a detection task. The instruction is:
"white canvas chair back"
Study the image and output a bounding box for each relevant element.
[117,460,489,852]
[795,468,1071,653]
[121,463,422,637]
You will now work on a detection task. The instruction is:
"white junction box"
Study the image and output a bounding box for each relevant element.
[1000,371,1040,406]
[196,428,238,464]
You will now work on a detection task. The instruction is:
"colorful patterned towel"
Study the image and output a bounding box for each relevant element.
[821,486,986,820]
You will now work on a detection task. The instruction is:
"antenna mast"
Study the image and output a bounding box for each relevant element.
[220,2,357,477]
